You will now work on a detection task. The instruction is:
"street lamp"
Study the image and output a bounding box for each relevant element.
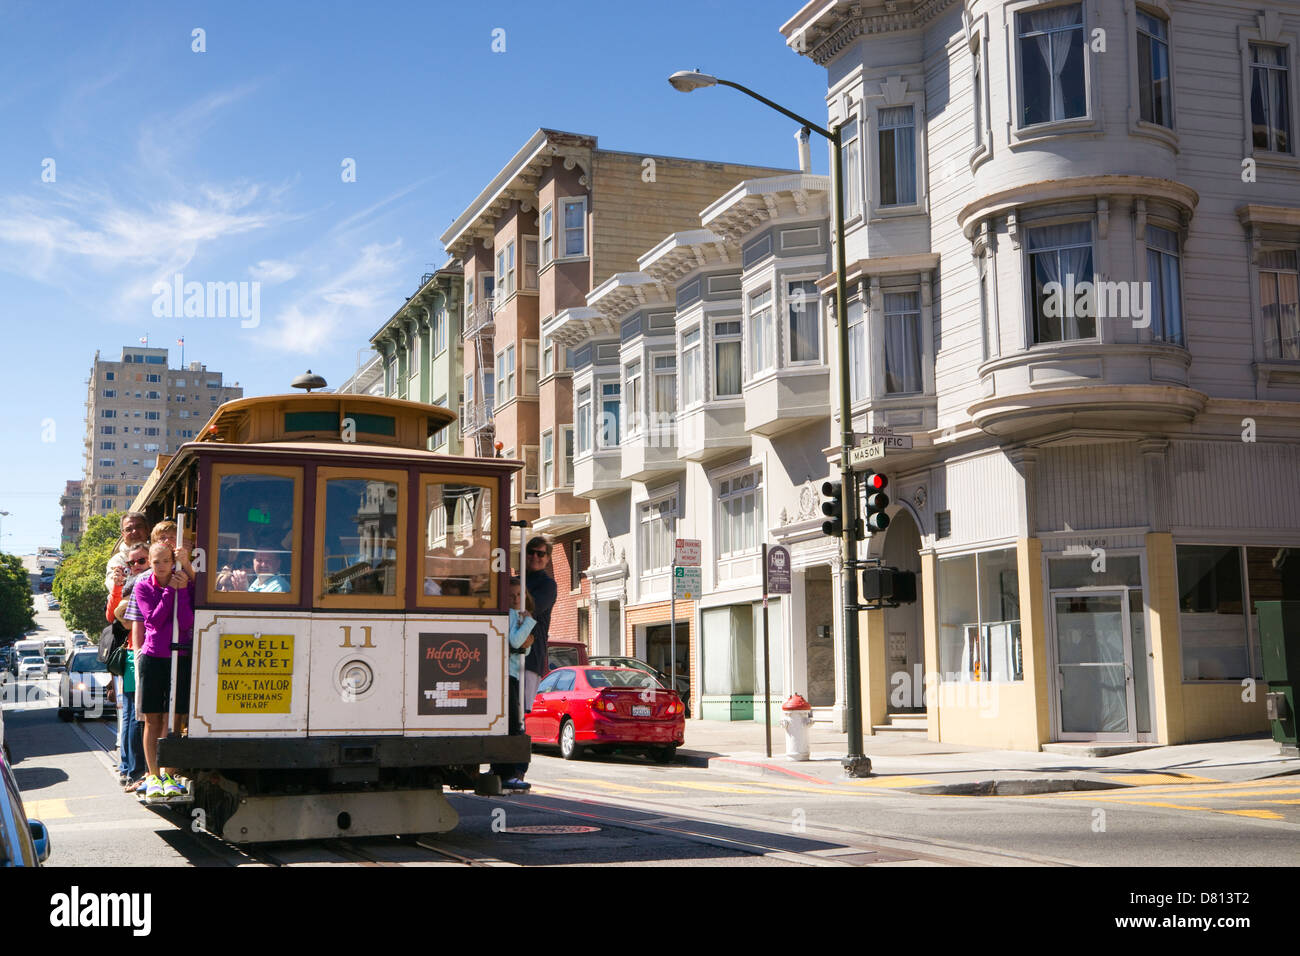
[669,70,870,776]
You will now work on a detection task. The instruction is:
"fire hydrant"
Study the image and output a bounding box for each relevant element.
[781,693,813,761]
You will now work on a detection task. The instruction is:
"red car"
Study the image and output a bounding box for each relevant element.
[525,666,685,763]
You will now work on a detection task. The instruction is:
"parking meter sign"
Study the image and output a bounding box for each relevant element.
[673,566,701,600]
[674,538,701,568]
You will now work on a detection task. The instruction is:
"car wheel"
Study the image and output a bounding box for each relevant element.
[559,719,582,760]
[651,746,676,764]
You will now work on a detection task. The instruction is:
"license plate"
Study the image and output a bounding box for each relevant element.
[632,705,651,717]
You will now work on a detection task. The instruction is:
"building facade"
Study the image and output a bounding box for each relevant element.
[81,347,243,526]
[773,0,1300,748]
[369,264,465,454]
[440,129,794,645]
[59,480,82,548]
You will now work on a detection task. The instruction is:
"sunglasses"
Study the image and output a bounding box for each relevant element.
[129,557,149,567]
[527,550,548,558]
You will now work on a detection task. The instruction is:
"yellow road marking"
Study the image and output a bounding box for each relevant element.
[1083,799,1287,822]
[843,776,939,788]
[745,780,885,797]
[555,778,681,795]
[660,780,773,794]
[1260,798,1300,805]
[1102,773,1217,786]
[1216,809,1285,820]
[23,799,72,820]
[1039,782,1300,801]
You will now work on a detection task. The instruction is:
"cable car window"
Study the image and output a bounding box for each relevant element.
[322,479,400,596]
[213,472,297,596]
[420,477,496,608]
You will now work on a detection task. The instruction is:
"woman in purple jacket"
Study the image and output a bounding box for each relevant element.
[126,541,195,801]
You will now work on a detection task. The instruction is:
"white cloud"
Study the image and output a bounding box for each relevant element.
[249,259,298,284]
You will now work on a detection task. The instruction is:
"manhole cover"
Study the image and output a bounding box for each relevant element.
[502,825,601,835]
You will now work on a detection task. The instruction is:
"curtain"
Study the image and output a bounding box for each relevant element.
[655,371,675,417]
[715,340,741,396]
[883,292,922,394]
[879,107,916,206]
[1029,222,1092,342]
[1027,4,1082,121]
[848,301,866,402]
[788,281,819,361]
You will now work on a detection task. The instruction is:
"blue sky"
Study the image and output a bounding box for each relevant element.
[0,0,830,553]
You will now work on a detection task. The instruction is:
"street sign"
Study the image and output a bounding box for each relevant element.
[674,538,701,567]
[673,565,702,599]
[880,435,913,450]
[849,441,886,467]
[765,545,791,595]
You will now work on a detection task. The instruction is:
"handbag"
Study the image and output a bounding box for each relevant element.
[97,622,126,665]
[106,642,129,677]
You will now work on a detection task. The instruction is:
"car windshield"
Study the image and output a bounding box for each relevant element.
[549,646,584,667]
[69,653,105,672]
[585,668,663,689]
[21,657,42,665]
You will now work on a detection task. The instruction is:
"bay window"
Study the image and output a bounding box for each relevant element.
[625,359,642,435]
[713,319,742,397]
[541,430,554,492]
[1017,3,1086,128]
[652,353,676,429]
[716,470,763,558]
[1028,221,1095,343]
[541,205,553,265]
[786,280,820,363]
[599,381,621,448]
[682,327,703,406]
[747,287,774,377]
[1260,249,1300,359]
[883,291,922,394]
[878,106,917,207]
[848,300,867,403]
[1137,10,1173,128]
[1145,225,1184,345]
[577,387,592,454]
[842,115,861,218]
[563,198,586,256]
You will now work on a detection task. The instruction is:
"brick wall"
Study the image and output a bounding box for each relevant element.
[543,529,589,645]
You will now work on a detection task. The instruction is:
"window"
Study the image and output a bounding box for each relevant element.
[144,427,160,437]
[561,425,574,486]
[523,340,539,395]
[716,470,763,557]
[496,345,516,405]
[979,251,996,360]
[1136,10,1172,128]
[1028,221,1095,342]
[842,115,861,217]
[175,378,185,387]
[102,389,116,398]
[319,474,403,604]
[523,446,539,500]
[146,391,161,400]
[99,458,114,467]
[973,39,985,148]
[1260,249,1300,359]
[786,280,820,363]
[1017,3,1086,127]
[542,430,554,492]
[541,205,554,266]
[1250,43,1292,154]
[1145,225,1184,344]
[432,395,448,448]
[465,277,474,311]
[105,371,114,381]
[571,538,585,591]
[938,548,1022,682]
[599,381,621,448]
[625,360,642,435]
[101,409,115,419]
[877,106,917,207]
[100,426,115,435]
[100,441,114,450]
[420,478,495,607]
[433,310,446,356]
[652,354,676,427]
[713,320,742,397]
[640,495,678,574]
[144,411,160,421]
[848,300,867,403]
[523,238,539,289]
[562,198,586,256]
[747,287,775,376]
[577,387,592,454]
[496,241,516,300]
[482,274,494,303]
[212,469,299,603]
[682,327,703,406]
[883,291,923,394]
[542,334,554,377]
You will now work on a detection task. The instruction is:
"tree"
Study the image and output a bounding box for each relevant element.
[0,552,35,640]
[53,512,122,638]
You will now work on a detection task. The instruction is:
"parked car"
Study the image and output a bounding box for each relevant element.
[546,639,589,672]
[45,599,60,611]
[589,655,691,717]
[0,751,50,866]
[524,666,685,763]
[57,651,116,721]
[18,657,47,681]
[71,632,89,647]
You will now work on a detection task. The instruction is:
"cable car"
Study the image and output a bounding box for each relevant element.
[129,384,527,842]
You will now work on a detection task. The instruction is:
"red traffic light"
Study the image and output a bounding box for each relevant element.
[863,471,888,492]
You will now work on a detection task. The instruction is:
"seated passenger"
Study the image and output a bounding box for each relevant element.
[247,550,290,593]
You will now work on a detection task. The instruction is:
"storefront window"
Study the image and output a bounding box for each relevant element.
[938,547,1022,682]
[1177,545,1246,680]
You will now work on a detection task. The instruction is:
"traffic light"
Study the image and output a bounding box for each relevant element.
[863,470,890,532]
[821,480,843,537]
[861,566,918,604]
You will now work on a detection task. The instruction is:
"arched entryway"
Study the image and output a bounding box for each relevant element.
[876,507,925,715]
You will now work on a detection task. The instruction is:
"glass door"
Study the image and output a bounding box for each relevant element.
[1052,591,1137,740]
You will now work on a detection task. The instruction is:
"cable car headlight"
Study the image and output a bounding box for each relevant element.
[338,660,374,699]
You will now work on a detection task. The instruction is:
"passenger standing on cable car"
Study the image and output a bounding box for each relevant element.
[126,542,196,802]
[523,536,557,710]
[492,577,536,791]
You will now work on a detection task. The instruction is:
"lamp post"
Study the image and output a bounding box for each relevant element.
[668,70,870,776]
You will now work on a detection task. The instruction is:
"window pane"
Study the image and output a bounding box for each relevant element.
[564,201,585,255]
[938,554,978,677]
[1177,545,1248,680]
[977,549,1022,682]
[716,340,742,396]
[1018,5,1086,126]
[423,481,493,598]
[215,473,296,595]
[883,292,922,395]
[788,280,820,362]
[322,479,399,596]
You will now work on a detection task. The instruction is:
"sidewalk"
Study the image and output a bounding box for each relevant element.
[675,719,1300,793]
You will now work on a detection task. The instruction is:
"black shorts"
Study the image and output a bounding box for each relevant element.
[138,653,192,715]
